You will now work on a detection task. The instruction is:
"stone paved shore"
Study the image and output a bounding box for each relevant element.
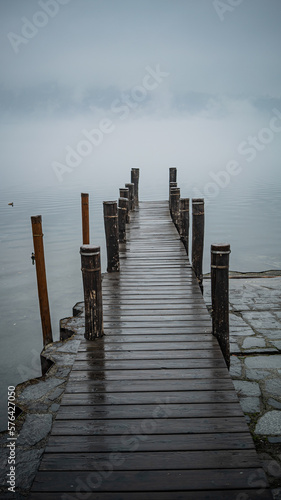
[204,272,281,496]
[0,272,280,498]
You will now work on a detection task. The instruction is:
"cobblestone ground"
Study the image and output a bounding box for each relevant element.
[204,274,281,497]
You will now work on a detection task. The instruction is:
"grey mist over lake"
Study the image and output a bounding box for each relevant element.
[0,0,281,430]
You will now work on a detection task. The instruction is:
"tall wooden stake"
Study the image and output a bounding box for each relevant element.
[169,167,177,183]
[169,182,177,209]
[211,243,231,369]
[31,215,53,346]
[103,201,119,272]
[118,197,128,243]
[180,198,190,255]
[170,187,180,232]
[125,183,135,211]
[192,198,204,291]
[131,168,140,206]
[81,193,90,244]
[119,188,130,222]
[80,245,103,340]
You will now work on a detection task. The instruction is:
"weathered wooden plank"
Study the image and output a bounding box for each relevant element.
[56,402,244,419]
[40,449,260,470]
[29,490,273,500]
[71,358,227,370]
[68,368,229,381]
[45,433,255,453]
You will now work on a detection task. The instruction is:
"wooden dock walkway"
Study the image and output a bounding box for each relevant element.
[30,201,272,499]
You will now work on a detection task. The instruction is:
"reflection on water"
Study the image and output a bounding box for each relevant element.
[0,171,280,429]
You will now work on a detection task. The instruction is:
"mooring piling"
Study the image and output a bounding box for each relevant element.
[119,188,130,222]
[118,197,128,243]
[131,168,140,206]
[170,187,181,231]
[192,198,204,291]
[81,193,90,245]
[125,182,135,211]
[211,243,231,369]
[103,201,120,272]
[180,198,190,255]
[169,166,177,183]
[80,245,103,340]
[31,215,53,346]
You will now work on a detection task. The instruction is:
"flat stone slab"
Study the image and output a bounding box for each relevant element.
[255,411,281,435]
[242,337,266,349]
[240,397,261,413]
[233,380,261,397]
[17,414,53,446]
[245,355,281,369]
[268,398,281,410]
[14,448,44,489]
[246,368,273,380]
[229,356,242,377]
[264,379,281,398]
[17,378,65,403]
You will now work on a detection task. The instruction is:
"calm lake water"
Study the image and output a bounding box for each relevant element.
[0,170,281,430]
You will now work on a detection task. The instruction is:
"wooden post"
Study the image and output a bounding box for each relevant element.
[80,245,103,340]
[170,187,180,232]
[180,198,189,255]
[81,193,90,245]
[192,199,204,291]
[131,168,140,205]
[169,167,177,183]
[118,197,128,243]
[31,215,53,346]
[125,183,135,211]
[169,181,177,209]
[103,201,119,272]
[211,243,231,369]
[119,188,130,222]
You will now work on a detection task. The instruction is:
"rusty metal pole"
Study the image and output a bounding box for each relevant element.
[81,193,90,244]
[180,198,190,255]
[103,201,119,272]
[211,243,231,369]
[31,215,53,346]
[80,245,103,340]
[192,199,204,291]
[131,168,140,206]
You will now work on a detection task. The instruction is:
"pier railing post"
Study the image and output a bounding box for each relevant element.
[192,198,204,291]
[125,183,135,212]
[80,245,103,340]
[31,215,53,346]
[118,197,128,243]
[180,198,190,255]
[211,243,231,369]
[119,188,130,222]
[131,168,140,206]
[81,193,90,245]
[103,201,120,272]
[169,167,177,183]
[169,182,177,209]
[170,187,181,232]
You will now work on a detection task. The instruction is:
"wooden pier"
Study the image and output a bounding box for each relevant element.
[30,200,272,499]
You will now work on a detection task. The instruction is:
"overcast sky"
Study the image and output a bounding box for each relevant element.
[1,0,281,190]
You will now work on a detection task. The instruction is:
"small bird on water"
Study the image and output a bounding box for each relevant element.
[8,202,14,206]
[31,252,35,265]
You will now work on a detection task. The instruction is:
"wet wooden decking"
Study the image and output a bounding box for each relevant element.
[30,201,272,499]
